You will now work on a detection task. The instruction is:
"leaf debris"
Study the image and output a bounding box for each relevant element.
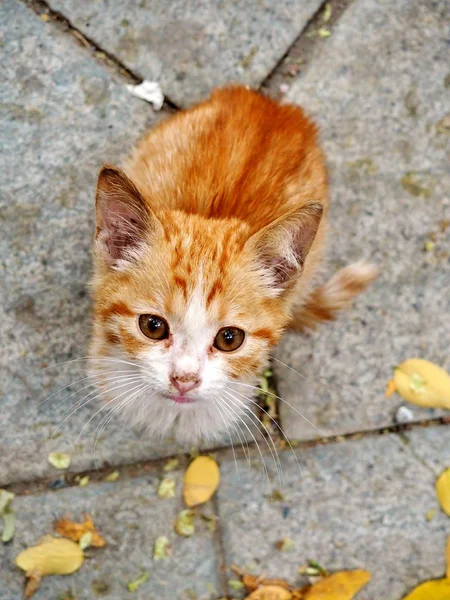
[153,535,172,560]
[105,470,120,482]
[47,452,71,470]
[0,489,16,543]
[164,458,179,472]
[158,477,176,499]
[54,515,106,547]
[174,509,195,537]
[275,537,295,552]
[127,571,149,592]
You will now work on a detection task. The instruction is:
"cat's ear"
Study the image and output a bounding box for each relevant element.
[246,203,323,291]
[95,165,163,266]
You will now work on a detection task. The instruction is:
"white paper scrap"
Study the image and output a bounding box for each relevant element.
[125,80,164,111]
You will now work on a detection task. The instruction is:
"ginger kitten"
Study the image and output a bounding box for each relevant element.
[90,86,376,443]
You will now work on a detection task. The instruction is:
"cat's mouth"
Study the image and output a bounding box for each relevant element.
[166,393,197,405]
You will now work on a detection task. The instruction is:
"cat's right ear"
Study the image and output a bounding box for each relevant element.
[95,165,163,266]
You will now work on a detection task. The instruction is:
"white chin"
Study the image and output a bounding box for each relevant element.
[120,391,250,445]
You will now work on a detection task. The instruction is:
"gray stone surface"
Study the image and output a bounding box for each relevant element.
[0,0,196,487]
[275,0,450,441]
[47,0,324,107]
[0,465,221,599]
[218,426,450,599]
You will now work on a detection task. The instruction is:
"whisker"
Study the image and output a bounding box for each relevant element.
[223,390,284,489]
[216,394,252,468]
[231,381,329,440]
[217,394,270,487]
[74,379,146,445]
[51,377,144,439]
[271,356,306,380]
[44,373,143,416]
[208,398,240,476]
[92,385,155,470]
[41,356,151,374]
[37,369,139,408]
[229,386,303,480]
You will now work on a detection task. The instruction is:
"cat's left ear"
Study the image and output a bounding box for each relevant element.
[95,165,163,266]
[246,203,323,291]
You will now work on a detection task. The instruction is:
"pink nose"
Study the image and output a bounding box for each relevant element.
[170,375,201,395]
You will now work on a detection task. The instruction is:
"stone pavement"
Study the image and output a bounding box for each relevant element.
[0,0,449,598]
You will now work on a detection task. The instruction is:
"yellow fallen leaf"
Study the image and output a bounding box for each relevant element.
[47,452,71,470]
[402,579,450,600]
[303,570,371,599]
[436,468,450,516]
[246,585,292,600]
[15,537,84,576]
[78,475,89,487]
[183,456,220,507]
[390,359,450,408]
[54,514,106,547]
[446,537,450,579]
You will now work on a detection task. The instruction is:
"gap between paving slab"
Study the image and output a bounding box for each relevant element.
[5,418,450,495]
[20,0,180,109]
[1,462,225,600]
[262,0,356,99]
[4,424,449,599]
[43,0,326,107]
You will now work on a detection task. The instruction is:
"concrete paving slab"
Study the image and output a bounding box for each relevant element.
[218,426,450,599]
[47,0,324,107]
[275,0,450,440]
[1,0,252,487]
[0,465,221,599]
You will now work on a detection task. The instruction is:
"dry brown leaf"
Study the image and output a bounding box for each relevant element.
[303,570,371,600]
[24,572,41,599]
[436,468,450,516]
[401,579,450,600]
[389,359,450,409]
[183,456,220,507]
[54,514,106,547]
[385,379,396,397]
[16,537,84,577]
[242,574,292,592]
[245,585,293,600]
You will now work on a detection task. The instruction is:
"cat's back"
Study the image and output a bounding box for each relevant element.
[125,86,327,232]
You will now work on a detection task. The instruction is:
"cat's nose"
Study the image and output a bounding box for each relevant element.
[170,374,201,395]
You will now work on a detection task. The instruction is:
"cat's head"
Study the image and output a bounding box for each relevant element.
[89,166,322,443]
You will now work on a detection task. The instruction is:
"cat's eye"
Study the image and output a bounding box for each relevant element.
[138,314,169,341]
[213,327,245,352]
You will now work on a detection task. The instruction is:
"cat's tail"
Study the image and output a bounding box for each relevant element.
[289,261,379,332]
